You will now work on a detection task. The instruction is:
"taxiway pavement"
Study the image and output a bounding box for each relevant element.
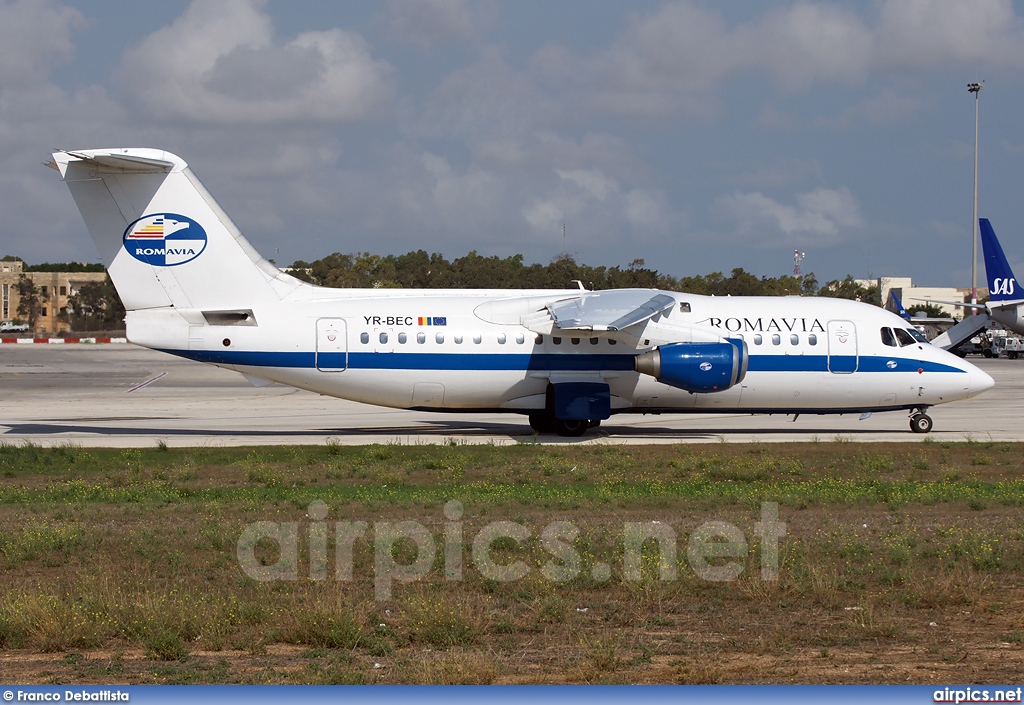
[1,344,1021,447]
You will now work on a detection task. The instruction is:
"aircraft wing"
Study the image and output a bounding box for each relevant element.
[911,298,985,311]
[522,290,676,334]
[913,297,1024,314]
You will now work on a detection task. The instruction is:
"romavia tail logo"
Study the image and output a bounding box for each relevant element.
[123,213,207,266]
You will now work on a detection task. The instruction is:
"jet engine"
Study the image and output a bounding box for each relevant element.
[634,340,748,393]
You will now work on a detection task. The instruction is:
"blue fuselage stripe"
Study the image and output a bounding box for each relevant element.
[158,349,965,375]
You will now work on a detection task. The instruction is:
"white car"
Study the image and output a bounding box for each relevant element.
[0,321,30,333]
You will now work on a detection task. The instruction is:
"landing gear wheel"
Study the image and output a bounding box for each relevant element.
[528,414,556,434]
[554,419,589,437]
[588,419,602,428]
[910,414,933,434]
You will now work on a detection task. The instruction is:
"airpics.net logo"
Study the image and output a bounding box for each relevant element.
[123,213,207,267]
[236,501,786,601]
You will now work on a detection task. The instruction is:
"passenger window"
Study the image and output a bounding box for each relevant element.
[553,337,562,345]
[808,334,817,346]
[398,332,407,344]
[590,337,599,345]
[680,303,691,313]
[497,333,506,344]
[790,334,799,345]
[895,329,916,346]
[753,334,762,345]
[881,328,897,347]
[535,334,543,344]
[435,332,444,344]
[473,334,481,344]
[379,332,388,344]
[571,338,580,345]
[516,334,525,344]
[608,339,617,345]
[360,332,369,344]
[417,332,426,344]
[454,334,463,344]
[772,334,781,346]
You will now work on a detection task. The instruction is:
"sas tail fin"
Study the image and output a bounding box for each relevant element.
[980,218,1023,305]
[49,149,304,312]
[888,291,909,319]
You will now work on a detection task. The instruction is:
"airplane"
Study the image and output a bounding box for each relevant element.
[48,148,994,436]
[979,218,1024,336]
[888,291,956,326]
[928,218,1022,354]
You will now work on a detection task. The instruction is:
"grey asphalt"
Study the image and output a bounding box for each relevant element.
[1,344,1021,447]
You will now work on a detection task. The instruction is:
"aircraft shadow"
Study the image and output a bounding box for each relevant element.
[1,418,909,442]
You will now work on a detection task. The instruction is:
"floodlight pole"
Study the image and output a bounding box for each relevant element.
[969,81,983,308]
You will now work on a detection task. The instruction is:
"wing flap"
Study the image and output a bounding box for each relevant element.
[544,290,676,332]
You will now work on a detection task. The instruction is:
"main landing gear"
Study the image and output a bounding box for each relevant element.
[528,413,601,437]
[909,409,933,434]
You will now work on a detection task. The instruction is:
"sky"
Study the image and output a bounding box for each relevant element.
[2,0,1023,287]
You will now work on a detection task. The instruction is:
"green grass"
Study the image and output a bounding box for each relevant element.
[2,440,1024,684]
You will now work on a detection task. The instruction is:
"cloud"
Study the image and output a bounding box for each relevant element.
[118,0,394,125]
[415,47,557,144]
[713,187,863,246]
[875,0,1024,68]
[0,0,84,86]
[523,167,676,241]
[380,0,496,47]
[732,159,823,191]
[817,88,923,128]
[528,0,1024,122]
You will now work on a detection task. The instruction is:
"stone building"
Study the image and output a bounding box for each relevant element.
[0,259,108,335]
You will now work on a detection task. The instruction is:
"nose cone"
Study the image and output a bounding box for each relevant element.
[964,361,995,398]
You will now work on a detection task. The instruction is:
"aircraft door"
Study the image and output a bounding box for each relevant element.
[316,318,347,371]
[827,320,858,373]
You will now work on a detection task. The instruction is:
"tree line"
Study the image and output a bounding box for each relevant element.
[287,250,881,303]
[4,250,883,332]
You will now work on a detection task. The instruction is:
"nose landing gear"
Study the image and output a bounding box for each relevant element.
[909,409,933,434]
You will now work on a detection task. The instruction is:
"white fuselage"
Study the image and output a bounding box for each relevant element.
[126,287,993,417]
[49,147,996,429]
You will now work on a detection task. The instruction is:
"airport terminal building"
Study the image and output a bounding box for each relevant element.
[857,276,983,319]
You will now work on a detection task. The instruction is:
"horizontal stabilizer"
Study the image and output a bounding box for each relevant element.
[49,149,178,176]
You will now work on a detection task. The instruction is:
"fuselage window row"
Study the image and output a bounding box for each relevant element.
[356,331,546,346]
[750,333,818,346]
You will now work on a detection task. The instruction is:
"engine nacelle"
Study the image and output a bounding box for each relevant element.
[634,340,748,393]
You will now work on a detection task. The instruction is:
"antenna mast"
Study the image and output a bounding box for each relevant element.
[793,250,806,277]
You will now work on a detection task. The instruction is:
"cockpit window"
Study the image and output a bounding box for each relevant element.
[895,328,917,346]
[907,328,929,344]
[880,327,897,347]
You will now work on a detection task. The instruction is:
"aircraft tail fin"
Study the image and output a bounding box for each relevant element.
[49,148,305,312]
[888,291,909,319]
[980,218,1023,305]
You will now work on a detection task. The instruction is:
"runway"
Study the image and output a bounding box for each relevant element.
[1,344,1021,447]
